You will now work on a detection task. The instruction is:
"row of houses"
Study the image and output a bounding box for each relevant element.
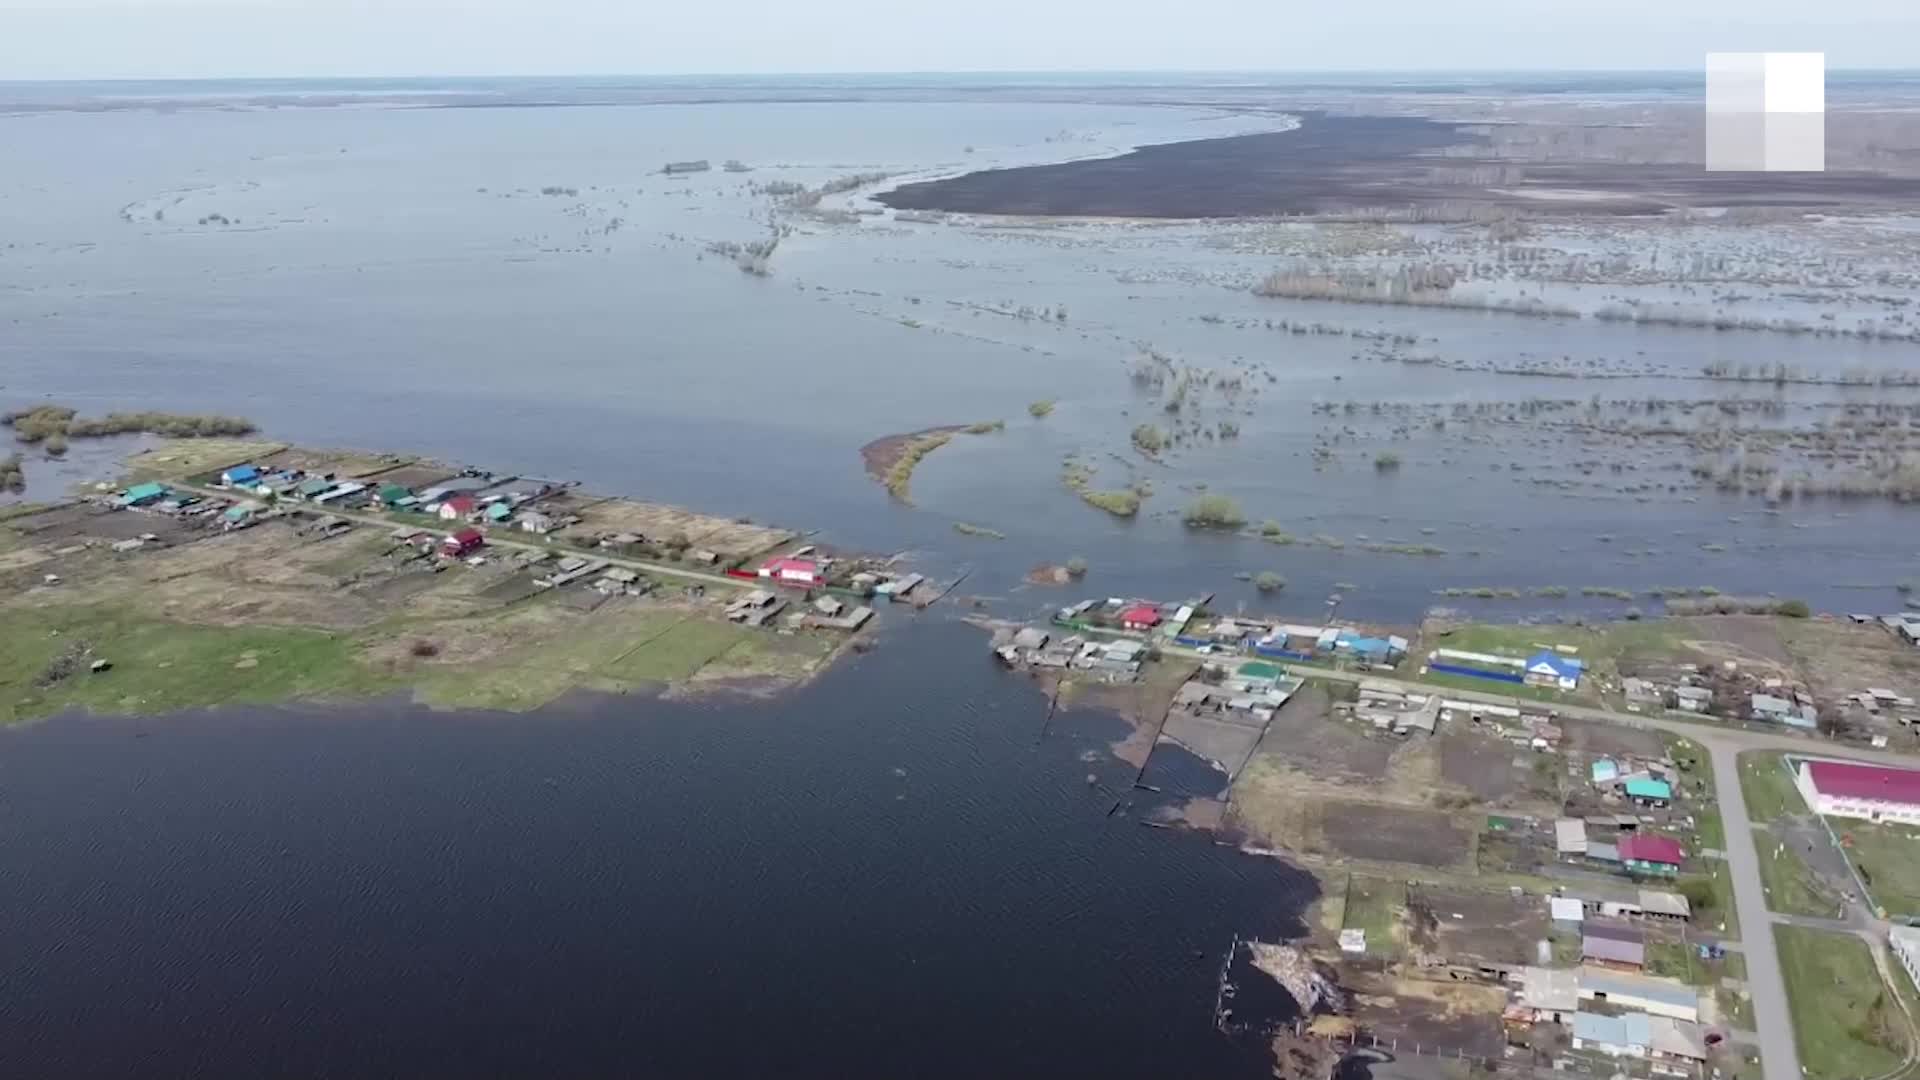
[1512,966,1708,1065]
[1185,616,1406,666]
[1590,756,1677,808]
[1555,818,1687,876]
[995,627,1150,682]
[1622,677,1714,715]
[1173,662,1299,722]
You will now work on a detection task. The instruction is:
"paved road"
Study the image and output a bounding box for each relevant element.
[1710,746,1802,1080]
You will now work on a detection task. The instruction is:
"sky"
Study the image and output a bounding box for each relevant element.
[0,0,1917,80]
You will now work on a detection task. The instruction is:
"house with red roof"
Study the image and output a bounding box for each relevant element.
[1120,604,1162,632]
[442,527,485,557]
[1797,759,1920,825]
[1616,833,1684,877]
[759,556,822,586]
[437,495,478,521]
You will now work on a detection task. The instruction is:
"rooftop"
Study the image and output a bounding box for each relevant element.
[1573,1010,1650,1048]
[1618,833,1684,865]
[1579,967,1699,1012]
[1804,759,1920,806]
[1624,777,1673,800]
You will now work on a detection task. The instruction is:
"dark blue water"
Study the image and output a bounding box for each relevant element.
[0,621,1314,1078]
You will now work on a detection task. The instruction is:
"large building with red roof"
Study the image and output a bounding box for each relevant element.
[1796,759,1920,825]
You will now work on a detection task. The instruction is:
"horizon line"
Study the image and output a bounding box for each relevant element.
[7,65,1920,86]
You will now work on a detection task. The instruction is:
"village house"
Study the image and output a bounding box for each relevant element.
[1524,651,1584,691]
[1120,604,1162,632]
[1617,833,1684,877]
[518,512,556,535]
[1555,818,1588,857]
[1624,777,1673,808]
[120,481,169,508]
[1572,1011,1650,1058]
[438,495,478,521]
[1581,923,1647,969]
[760,556,822,586]
[1674,685,1713,713]
[1550,896,1585,930]
[1518,965,1580,1024]
[1647,1014,1709,1066]
[1622,678,1662,709]
[1577,967,1700,1022]
[220,464,260,488]
[441,528,484,557]
[1795,758,1920,825]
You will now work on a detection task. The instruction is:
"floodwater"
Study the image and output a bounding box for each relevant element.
[8,72,1916,1075]
[7,76,1920,622]
[0,621,1312,1078]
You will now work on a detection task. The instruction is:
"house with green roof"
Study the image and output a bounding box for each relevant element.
[121,481,168,507]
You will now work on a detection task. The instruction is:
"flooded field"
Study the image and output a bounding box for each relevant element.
[7,74,1920,625]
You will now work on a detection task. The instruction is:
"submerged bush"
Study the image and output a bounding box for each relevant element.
[1182,495,1246,529]
[1080,490,1141,517]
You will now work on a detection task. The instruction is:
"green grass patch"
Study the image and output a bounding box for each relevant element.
[1079,489,1140,517]
[1339,876,1407,958]
[1756,829,1842,918]
[1738,751,1808,822]
[600,617,751,684]
[1838,821,1920,918]
[1776,925,1908,1080]
[1679,868,1741,940]
[0,603,396,724]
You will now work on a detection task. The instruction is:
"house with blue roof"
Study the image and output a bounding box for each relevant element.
[220,464,260,488]
[1591,758,1620,784]
[1624,777,1673,807]
[1572,1010,1651,1057]
[1524,650,1584,691]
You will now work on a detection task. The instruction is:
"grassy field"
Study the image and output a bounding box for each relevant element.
[1339,876,1407,959]
[0,602,398,723]
[1840,822,1920,918]
[1776,925,1908,1080]
[1738,751,1809,822]
[1427,622,1689,689]
[3,594,838,722]
[1756,829,1844,918]
[602,617,753,683]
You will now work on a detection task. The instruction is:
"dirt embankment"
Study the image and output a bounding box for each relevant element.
[879,110,1920,219]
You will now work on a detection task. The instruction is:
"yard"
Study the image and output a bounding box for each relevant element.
[1775,926,1908,1080]
[1738,750,1809,822]
[1680,867,1742,941]
[1839,821,1920,918]
[1339,875,1408,959]
[1757,830,1845,918]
